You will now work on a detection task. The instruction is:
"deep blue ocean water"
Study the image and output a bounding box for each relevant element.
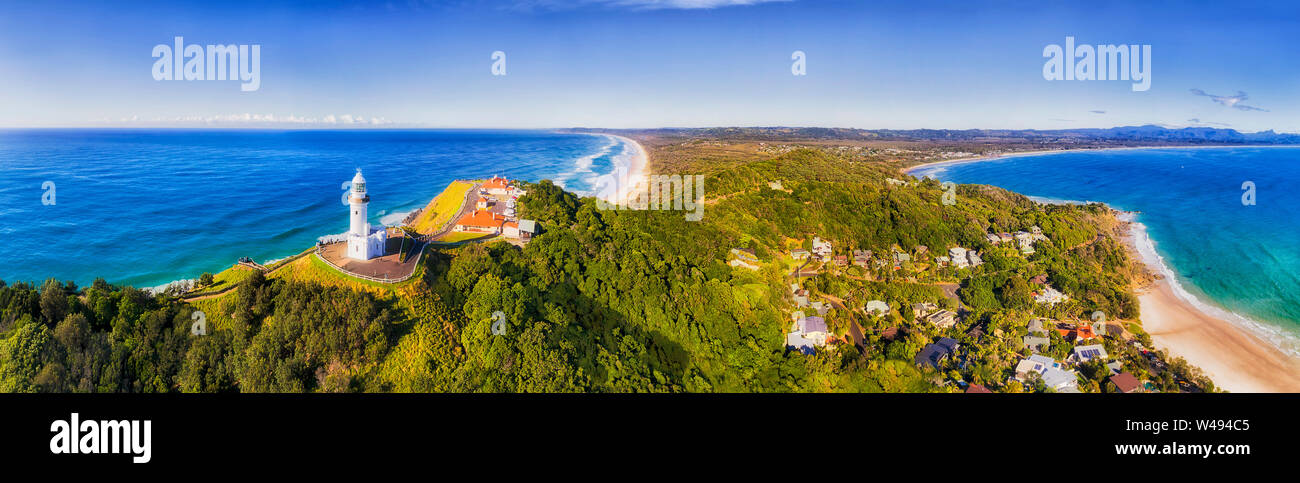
[0,129,630,288]
[912,147,1300,343]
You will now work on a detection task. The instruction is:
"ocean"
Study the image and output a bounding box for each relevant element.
[0,129,634,289]
[911,147,1300,353]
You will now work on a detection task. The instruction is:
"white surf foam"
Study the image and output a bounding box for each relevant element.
[1124,212,1300,357]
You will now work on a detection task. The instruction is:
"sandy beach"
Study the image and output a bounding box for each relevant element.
[1124,216,1300,392]
[596,133,650,205]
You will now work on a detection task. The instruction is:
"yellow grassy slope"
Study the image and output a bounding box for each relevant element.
[411,181,474,234]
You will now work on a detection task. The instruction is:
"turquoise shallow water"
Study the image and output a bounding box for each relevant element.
[912,147,1300,340]
[0,129,628,288]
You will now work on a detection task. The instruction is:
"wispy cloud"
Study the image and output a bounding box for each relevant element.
[1187,118,1231,127]
[1190,88,1269,112]
[508,0,790,11]
[1089,110,1106,114]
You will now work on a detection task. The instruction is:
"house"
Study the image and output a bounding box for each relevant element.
[915,337,959,369]
[1109,372,1143,393]
[852,249,872,267]
[949,247,968,268]
[915,245,928,255]
[483,175,512,196]
[966,384,993,394]
[1023,319,1051,352]
[864,300,889,317]
[811,237,833,257]
[934,255,950,267]
[833,255,848,267]
[1023,335,1050,353]
[1071,344,1109,364]
[923,310,959,329]
[453,209,506,234]
[768,181,784,190]
[986,233,1002,244]
[1029,274,1048,285]
[516,219,536,241]
[1033,286,1069,305]
[502,219,536,240]
[1015,355,1079,392]
[892,251,911,264]
[786,315,829,355]
[1015,355,1059,380]
[912,302,939,318]
[1014,231,1036,254]
[1041,367,1080,393]
[791,249,810,260]
[1055,323,1097,342]
[886,177,908,186]
[475,197,494,210]
[965,250,982,267]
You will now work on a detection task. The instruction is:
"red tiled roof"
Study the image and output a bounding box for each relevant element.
[966,384,993,394]
[483,176,510,190]
[455,209,505,229]
[1110,372,1141,393]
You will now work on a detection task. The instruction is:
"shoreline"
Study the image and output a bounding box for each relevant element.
[609,134,650,204]
[575,133,649,204]
[903,144,1300,177]
[1122,215,1300,392]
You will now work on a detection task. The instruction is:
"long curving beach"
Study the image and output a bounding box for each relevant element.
[585,133,650,205]
[1124,216,1300,392]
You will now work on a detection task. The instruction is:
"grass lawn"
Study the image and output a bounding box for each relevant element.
[412,180,475,234]
[434,231,497,244]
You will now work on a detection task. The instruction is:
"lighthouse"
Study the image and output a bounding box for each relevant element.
[347,169,388,260]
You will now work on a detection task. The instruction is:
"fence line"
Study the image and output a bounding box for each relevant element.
[314,234,427,284]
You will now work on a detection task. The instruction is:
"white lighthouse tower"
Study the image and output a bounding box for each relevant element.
[347,169,387,260]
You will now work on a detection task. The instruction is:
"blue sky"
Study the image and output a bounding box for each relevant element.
[0,0,1296,131]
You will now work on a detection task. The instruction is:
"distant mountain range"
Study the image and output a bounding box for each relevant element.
[572,125,1300,145]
